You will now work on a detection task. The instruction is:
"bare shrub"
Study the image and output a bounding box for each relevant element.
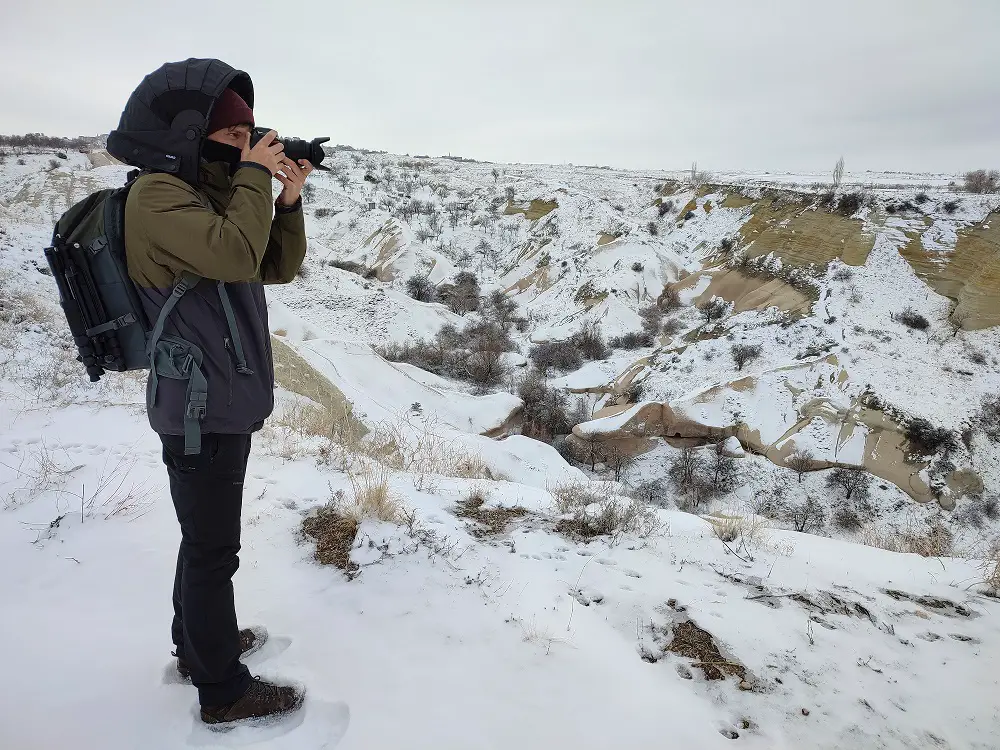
[786,449,817,482]
[826,467,871,501]
[438,271,481,315]
[896,307,929,330]
[657,199,675,217]
[570,323,610,360]
[405,274,436,302]
[529,341,582,373]
[730,343,762,371]
[519,370,570,439]
[639,304,663,336]
[698,296,730,323]
[662,318,683,337]
[964,170,999,194]
[832,503,863,531]
[837,192,862,216]
[955,495,1000,528]
[660,285,682,312]
[906,418,957,456]
[609,330,655,350]
[554,489,661,544]
[943,200,960,214]
[974,395,1000,443]
[631,261,644,272]
[780,496,826,533]
[647,221,659,236]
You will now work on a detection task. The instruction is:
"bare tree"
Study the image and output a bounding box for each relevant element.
[731,343,763,371]
[786,449,817,483]
[465,346,507,387]
[964,169,1000,194]
[832,156,845,190]
[605,443,637,482]
[337,174,350,189]
[948,307,969,337]
[699,296,730,323]
[708,441,739,493]
[782,496,826,533]
[504,186,516,202]
[826,467,871,501]
[571,433,606,470]
[669,447,705,492]
[491,167,500,184]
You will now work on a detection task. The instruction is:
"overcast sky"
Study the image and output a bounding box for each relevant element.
[2,0,998,173]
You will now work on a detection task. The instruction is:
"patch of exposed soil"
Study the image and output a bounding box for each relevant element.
[666,620,747,681]
[301,505,360,576]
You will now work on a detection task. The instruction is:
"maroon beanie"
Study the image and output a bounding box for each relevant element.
[206,88,254,134]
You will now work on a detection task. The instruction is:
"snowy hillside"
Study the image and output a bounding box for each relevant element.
[1,144,999,749]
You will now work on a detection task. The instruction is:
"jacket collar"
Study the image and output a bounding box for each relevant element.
[199,159,233,190]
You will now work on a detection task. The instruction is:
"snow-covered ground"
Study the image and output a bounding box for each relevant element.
[1,145,999,749]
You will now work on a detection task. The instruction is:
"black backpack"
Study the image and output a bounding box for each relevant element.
[46,175,210,453]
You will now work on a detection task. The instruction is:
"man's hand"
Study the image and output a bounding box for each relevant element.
[241,129,285,175]
[275,158,314,207]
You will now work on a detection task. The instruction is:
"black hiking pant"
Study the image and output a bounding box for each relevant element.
[161,433,253,707]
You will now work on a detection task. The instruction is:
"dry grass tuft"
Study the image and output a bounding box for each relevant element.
[859,519,954,557]
[549,479,607,514]
[980,549,1000,595]
[334,459,404,525]
[707,513,769,548]
[454,484,528,538]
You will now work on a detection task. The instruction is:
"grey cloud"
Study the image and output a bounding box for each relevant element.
[1,0,997,173]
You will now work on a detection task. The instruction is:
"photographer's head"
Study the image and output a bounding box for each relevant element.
[205,88,255,150]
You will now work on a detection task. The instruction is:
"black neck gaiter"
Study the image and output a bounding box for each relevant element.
[200,140,242,175]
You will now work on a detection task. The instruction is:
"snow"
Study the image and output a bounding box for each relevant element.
[2,146,1000,749]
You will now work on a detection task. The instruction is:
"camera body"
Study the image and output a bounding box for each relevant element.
[249,128,330,170]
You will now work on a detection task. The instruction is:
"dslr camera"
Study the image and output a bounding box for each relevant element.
[249,128,330,171]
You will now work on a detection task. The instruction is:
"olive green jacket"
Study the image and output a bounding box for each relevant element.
[125,160,306,435]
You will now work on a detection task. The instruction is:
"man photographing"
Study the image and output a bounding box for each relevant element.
[111,59,312,724]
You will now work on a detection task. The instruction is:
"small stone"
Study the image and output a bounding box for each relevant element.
[801,708,810,716]
[667,598,678,608]
[739,680,753,691]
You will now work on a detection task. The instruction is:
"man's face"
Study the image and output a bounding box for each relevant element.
[206,124,251,151]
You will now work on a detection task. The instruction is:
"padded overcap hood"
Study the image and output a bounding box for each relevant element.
[108,58,253,185]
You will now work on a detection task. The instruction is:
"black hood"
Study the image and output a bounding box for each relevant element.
[107,58,253,185]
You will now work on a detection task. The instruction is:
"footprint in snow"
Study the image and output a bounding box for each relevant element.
[622,569,642,579]
[596,558,618,567]
[916,632,941,642]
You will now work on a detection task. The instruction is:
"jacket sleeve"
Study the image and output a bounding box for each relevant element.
[260,198,307,284]
[135,165,275,283]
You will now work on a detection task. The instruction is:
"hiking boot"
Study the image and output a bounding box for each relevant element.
[200,676,305,725]
[175,627,263,681]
